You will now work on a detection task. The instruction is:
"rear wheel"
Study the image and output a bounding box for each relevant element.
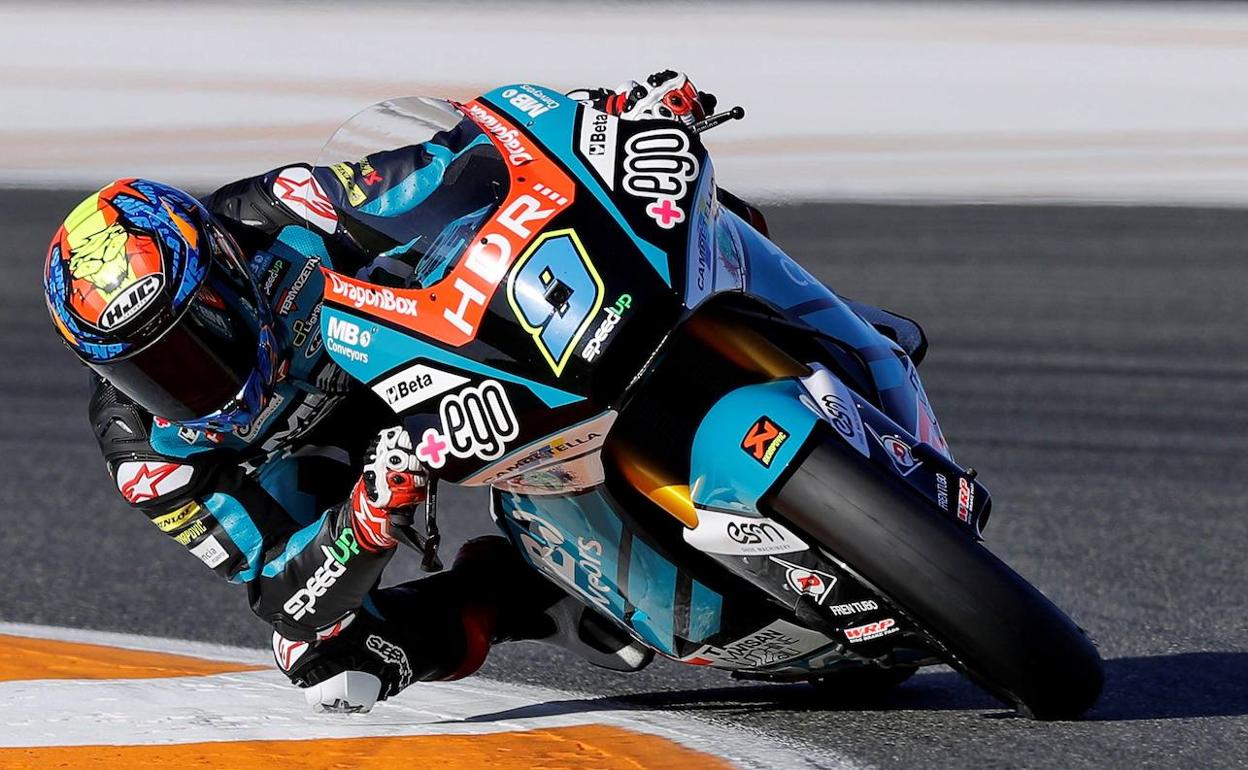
[769,440,1103,720]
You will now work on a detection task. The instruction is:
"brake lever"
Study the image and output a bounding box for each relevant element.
[421,474,442,572]
[391,474,443,572]
[692,106,745,134]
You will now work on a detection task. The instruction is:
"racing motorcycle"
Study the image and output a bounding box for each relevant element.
[311,85,1103,720]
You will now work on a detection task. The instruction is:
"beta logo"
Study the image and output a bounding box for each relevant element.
[98,274,163,331]
[370,363,468,414]
[577,109,618,189]
[585,111,612,155]
[741,416,788,468]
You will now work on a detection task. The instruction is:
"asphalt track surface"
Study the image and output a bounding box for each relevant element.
[2,191,1246,769]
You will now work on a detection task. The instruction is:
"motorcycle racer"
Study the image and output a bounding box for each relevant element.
[42,73,731,713]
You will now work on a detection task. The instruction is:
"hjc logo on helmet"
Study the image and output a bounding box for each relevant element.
[98,273,164,330]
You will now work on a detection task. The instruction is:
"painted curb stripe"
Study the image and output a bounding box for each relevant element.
[0,725,737,769]
[0,624,842,769]
[0,633,264,682]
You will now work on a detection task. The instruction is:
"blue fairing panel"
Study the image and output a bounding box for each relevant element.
[689,379,821,514]
[696,366,989,534]
[495,488,725,656]
[729,213,920,434]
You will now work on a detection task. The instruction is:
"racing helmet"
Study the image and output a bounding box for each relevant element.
[44,179,281,432]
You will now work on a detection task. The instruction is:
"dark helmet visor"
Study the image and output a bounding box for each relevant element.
[88,228,266,421]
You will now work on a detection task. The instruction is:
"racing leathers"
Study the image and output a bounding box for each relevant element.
[89,75,735,709]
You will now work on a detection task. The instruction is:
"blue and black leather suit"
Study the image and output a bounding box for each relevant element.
[89,119,566,695]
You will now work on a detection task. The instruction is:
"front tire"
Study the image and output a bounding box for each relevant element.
[769,441,1103,720]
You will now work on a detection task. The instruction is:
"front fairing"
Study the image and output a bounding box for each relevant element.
[317,85,717,482]
[724,211,951,459]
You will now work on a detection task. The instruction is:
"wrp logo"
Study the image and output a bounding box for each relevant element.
[843,618,897,643]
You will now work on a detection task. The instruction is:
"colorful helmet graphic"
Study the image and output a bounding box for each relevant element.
[44,179,280,429]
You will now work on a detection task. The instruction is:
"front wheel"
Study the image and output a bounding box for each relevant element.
[769,441,1103,720]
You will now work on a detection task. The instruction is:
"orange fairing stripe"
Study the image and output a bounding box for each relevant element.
[0,634,264,682]
[0,726,737,769]
[321,99,575,346]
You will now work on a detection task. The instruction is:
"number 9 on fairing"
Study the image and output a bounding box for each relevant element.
[506,229,603,376]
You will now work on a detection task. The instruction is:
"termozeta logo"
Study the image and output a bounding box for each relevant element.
[283,529,360,621]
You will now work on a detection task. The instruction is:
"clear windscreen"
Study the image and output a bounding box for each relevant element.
[315,97,508,288]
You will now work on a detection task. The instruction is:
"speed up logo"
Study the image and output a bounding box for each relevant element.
[282,528,361,621]
[415,380,520,469]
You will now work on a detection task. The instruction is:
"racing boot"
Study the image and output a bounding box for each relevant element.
[450,536,654,674]
[277,535,653,712]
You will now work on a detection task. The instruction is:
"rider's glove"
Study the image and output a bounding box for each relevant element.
[569,70,717,127]
[349,426,427,552]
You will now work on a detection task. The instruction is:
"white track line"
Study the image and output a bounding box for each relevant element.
[0,622,850,769]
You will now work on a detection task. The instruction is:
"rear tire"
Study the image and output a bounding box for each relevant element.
[769,441,1103,720]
